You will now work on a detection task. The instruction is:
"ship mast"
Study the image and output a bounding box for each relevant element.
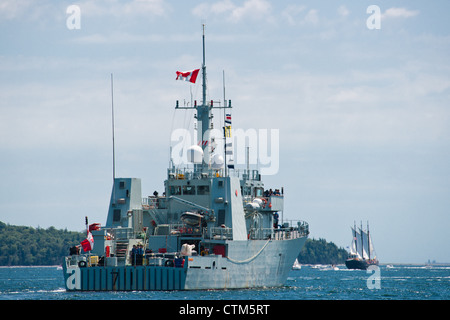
[367,221,371,260]
[111,73,116,204]
[197,23,209,172]
[202,24,207,107]
[175,24,232,175]
[360,221,365,260]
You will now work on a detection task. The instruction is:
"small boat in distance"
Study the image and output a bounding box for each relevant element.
[345,222,378,270]
[292,258,302,270]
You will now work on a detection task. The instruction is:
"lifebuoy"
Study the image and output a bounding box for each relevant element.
[261,198,267,208]
[78,260,87,268]
[165,259,174,267]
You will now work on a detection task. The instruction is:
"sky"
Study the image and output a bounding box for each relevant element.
[1,0,449,264]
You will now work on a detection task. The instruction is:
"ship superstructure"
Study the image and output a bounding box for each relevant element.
[62,27,309,291]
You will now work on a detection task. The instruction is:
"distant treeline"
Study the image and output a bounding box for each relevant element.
[297,238,348,265]
[0,221,84,266]
[0,221,348,266]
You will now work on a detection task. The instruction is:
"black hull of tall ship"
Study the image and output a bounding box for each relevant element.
[345,259,379,270]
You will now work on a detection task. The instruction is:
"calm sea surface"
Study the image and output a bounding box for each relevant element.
[0,264,448,300]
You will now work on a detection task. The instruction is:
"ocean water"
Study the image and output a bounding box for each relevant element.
[0,264,448,300]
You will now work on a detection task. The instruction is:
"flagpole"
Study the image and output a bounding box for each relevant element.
[85,216,90,263]
[223,70,227,177]
[200,23,208,173]
[202,24,206,107]
[111,74,116,206]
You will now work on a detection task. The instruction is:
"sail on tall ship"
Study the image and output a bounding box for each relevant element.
[345,222,378,270]
[61,26,309,291]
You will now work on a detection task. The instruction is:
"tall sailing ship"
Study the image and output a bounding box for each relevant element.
[62,27,309,291]
[345,222,378,270]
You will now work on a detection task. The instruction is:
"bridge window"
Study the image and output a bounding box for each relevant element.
[197,185,210,195]
[169,186,181,195]
[183,185,195,195]
[255,187,264,197]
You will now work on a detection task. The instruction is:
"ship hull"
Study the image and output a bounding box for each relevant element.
[345,258,379,270]
[184,237,306,290]
[63,236,307,291]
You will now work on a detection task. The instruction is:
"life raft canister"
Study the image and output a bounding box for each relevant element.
[165,259,174,267]
[78,260,87,268]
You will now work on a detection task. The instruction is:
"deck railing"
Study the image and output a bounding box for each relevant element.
[206,220,309,241]
[248,223,309,240]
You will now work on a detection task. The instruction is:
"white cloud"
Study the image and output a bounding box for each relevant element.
[304,9,319,25]
[124,0,168,16]
[192,0,272,23]
[79,0,170,18]
[0,0,32,19]
[0,0,62,22]
[0,0,170,21]
[328,89,360,103]
[230,0,271,22]
[281,5,306,26]
[382,7,419,19]
[71,32,162,45]
[337,5,349,17]
[210,0,236,15]
[280,6,319,26]
[69,31,200,45]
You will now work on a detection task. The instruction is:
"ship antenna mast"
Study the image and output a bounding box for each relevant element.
[367,221,371,260]
[174,24,232,174]
[111,73,116,204]
[223,70,227,177]
[202,24,207,106]
[197,23,209,172]
[111,73,116,183]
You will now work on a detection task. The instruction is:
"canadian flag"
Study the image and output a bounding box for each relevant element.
[81,231,94,252]
[176,69,200,83]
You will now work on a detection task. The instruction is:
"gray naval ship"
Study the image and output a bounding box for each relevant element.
[62,28,309,291]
